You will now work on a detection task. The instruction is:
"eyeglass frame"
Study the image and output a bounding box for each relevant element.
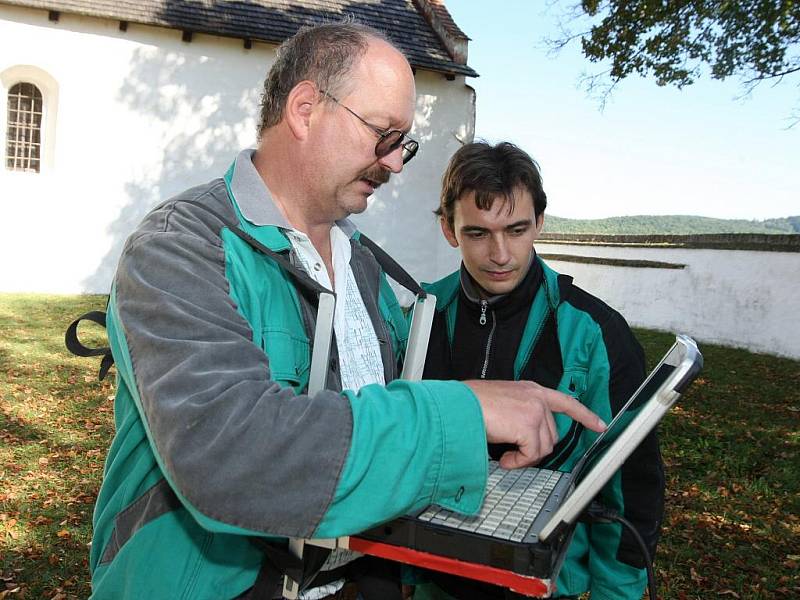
[320,90,419,165]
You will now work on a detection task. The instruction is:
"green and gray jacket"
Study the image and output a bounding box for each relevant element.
[418,258,664,600]
[89,150,489,599]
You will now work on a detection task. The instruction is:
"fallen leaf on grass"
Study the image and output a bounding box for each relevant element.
[719,591,740,598]
[0,575,21,598]
[55,529,70,539]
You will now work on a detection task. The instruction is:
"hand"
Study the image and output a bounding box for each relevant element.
[465,380,606,469]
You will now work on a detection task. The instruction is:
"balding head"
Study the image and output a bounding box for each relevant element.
[258,22,407,136]
[347,37,416,110]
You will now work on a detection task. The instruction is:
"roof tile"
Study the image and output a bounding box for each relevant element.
[0,0,477,76]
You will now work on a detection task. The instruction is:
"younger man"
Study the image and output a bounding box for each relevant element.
[417,142,664,599]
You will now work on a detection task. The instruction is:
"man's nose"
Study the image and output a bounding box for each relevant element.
[490,236,511,265]
[377,145,405,174]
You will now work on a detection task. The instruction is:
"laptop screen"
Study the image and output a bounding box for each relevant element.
[571,362,676,485]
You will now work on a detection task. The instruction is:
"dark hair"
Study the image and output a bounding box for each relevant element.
[437,141,547,229]
[257,21,393,136]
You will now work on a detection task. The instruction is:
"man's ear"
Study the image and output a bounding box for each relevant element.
[284,80,318,140]
[533,213,545,240]
[440,216,459,248]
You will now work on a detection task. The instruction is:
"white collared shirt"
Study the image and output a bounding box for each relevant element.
[284,225,385,393]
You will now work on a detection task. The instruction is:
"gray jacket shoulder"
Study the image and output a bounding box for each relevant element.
[125,178,237,251]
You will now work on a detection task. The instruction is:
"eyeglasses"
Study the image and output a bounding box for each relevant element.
[320,90,419,165]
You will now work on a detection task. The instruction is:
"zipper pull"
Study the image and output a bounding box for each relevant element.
[479,300,487,326]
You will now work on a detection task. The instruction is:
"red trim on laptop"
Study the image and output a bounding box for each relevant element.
[347,536,552,598]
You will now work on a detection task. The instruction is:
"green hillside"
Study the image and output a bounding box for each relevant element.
[544,214,800,235]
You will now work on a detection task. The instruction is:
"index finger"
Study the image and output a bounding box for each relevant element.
[542,388,606,432]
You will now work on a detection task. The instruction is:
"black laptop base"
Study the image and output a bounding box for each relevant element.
[359,513,573,580]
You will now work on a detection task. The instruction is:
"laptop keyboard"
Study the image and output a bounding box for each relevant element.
[417,461,565,542]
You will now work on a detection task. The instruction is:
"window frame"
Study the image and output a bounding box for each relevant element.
[1,65,59,174]
[5,81,44,172]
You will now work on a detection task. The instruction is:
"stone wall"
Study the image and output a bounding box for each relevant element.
[536,234,800,359]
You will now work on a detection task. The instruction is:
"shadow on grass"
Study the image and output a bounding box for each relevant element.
[635,328,800,598]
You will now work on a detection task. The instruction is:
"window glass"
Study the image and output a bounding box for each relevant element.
[6,82,43,172]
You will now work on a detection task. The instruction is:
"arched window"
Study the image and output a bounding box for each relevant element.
[6,82,43,172]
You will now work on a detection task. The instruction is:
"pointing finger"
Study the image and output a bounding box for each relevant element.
[542,388,606,432]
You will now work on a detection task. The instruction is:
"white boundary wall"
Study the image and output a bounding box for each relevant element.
[536,242,800,359]
[0,6,473,293]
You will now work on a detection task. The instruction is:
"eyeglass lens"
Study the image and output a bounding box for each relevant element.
[376,131,418,164]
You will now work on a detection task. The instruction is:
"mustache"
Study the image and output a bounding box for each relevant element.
[359,167,391,186]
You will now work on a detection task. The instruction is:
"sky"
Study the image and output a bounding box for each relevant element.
[444,1,798,220]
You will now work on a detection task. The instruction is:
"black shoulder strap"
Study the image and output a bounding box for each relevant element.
[65,310,115,381]
[63,201,334,382]
[226,225,332,298]
[358,233,426,298]
[248,539,335,598]
[229,226,426,299]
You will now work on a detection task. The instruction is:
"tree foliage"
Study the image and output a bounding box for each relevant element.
[552,1,800,103]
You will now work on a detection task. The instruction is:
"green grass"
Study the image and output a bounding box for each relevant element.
[1,295,798,599]
[633,329,800,599]
[1,294,114,599]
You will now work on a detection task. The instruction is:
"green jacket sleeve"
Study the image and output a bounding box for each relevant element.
[315,379,488,537]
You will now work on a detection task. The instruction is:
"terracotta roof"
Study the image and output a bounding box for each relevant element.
[0,0,477,76]
[425,0,467,40]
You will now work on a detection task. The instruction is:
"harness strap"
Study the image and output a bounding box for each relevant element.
[177,199,425,299]
[64,310,114,381]
[227,225,332,298]
[248,538,333,598]
[357,234,426,299]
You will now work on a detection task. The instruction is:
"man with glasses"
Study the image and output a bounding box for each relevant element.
[88,22,605,600]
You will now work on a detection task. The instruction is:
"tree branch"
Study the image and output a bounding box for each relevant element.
[742,64,800,86]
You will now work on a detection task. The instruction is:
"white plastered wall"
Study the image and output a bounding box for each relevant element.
[537,242,800,359]
[0,6,475,294]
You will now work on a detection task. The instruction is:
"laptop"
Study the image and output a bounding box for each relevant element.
[356,334,703,587]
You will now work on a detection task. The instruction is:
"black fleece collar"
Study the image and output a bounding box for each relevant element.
[458,251,543,319]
